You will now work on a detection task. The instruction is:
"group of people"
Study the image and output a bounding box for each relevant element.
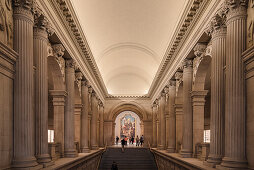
[116,135,144,152]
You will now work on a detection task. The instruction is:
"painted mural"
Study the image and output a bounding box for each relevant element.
[120,114,136,138]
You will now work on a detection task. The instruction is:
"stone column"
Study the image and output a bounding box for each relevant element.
[49,90,67,157]
[140,121,144,136]
[99,102,104,147]
[152,101,158,147]
[80,79,90,153]
[12,1,42,168]
[64,59,77,157]
[205,13,226,167]
[33,13,53,166]
[91,91,99,149]
[181,59,193,158]
[156,119,159,148]
[167,80,176,153]
[219,1,248,168]
[191,90,208,157]
[175,104,183,153]
[158,90,166,150]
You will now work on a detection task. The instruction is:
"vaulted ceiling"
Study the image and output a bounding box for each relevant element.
[70,0,188,96]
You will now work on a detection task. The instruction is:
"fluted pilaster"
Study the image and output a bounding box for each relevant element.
[12,1,42,168]
[167,81,176,153]
[80,79,90,153]
[49,90,67,157]
[64,59,77,157]
[181,59,193,158]
[219,1,248,168]
[206,13,226,167]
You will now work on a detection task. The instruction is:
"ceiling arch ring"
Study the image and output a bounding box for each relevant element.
[98,42,159,63]
[108,101,148,121]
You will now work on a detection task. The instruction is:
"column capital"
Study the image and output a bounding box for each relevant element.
[175,71,183,81]
[52,44,65,58]
[182,58,193,68]
[168,80,176,87]
[191,90,208,106]
[207,14,227,39]
[193,43,207,58]
[13,0,34,18]
[226,0,247,22]
[65,59,75,68]
[34,11,54,37]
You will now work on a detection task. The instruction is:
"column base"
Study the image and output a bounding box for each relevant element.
[91,145,99,150]
[166,147,175,153]
[204,155,223,168]
[64,149,78,158]
[180,149,192,158]
[81,147,91,153]
[12,157,43,170]
[157,145,165,150]
[36,154,54,167]
[216,157,248,170]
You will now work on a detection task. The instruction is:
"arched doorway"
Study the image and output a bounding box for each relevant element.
[114,111,141,144]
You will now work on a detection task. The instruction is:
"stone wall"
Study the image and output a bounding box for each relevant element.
[0,41,17,169]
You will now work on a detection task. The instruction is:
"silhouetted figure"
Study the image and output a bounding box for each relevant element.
[140,135,144,147]
[136,135,140,146]
[131,136,134,144]
[111,161,118,170]
[116,136,119,145]
[121,138,125,152]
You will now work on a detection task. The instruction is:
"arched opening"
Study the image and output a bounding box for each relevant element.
[114,111,141,145]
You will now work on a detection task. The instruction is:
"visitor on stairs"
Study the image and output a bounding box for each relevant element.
[116,136,119,145]
[140,135,144,147]
[136,135,140,146]
[111,161,118,170]
[121,138,125,152]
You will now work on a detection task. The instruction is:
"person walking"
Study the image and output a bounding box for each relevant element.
[111,161,118,170]
[116,136,119,145]
[124,136,128,146]
[121,138,125,152]
[131,136,134,144]
[136,135,140,147]
[140,135,144,147]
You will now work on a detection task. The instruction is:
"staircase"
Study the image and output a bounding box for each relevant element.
[99,147,157,170]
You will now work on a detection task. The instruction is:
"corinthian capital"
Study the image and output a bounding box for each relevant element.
[193,43,207,58]
[13,0,34,10]
[34,12,54,35]
[226,0,247,19]
[182,59,193,68]
[52,44,65,58]
[175,72,183,81]
[65,59,75,68]
[168,80,176,86]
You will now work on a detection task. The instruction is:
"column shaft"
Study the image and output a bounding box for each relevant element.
[34,26,52,165]
[91,92,98,149]
[80,80,90,152]
[99,106,104,147]
[167,82,176,153]
[152,104,158,147]
[181,59,193,158]
[64,59,77,157]
[206,18,226,166]
[220,2,248,168]
[158,93,166,150]
[12,3,41,169]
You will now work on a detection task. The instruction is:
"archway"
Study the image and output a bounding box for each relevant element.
[114,111,141,145]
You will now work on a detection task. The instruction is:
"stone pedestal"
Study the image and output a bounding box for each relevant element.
[34,15,53,167]
[49,90,67,157]
[191,90,208,157]
[206,14,226,167]
[167,81,176,153]
[80,80,90,153]
[218,1,248,169]
[12,2,42,169]
[64,59,77,158]
[181,59,193,158]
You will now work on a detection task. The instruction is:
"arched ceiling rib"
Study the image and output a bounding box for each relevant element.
[71,0,188,95]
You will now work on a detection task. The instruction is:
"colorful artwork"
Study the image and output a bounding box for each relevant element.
[120,114,136,139]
